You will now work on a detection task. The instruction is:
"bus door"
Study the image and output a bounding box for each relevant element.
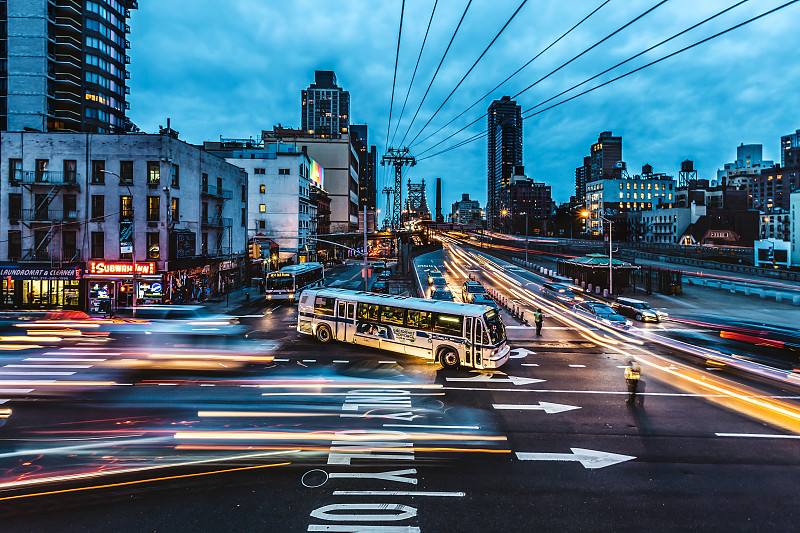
[464,317,474,367]
[335,301,356,342]
[473,319,487,369]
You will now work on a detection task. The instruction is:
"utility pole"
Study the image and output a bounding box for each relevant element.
[363,205,368,290]
[525,213,529,264]
[381,147,415,229]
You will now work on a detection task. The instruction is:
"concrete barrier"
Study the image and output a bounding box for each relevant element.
[588,283,593,292]
[596,286,601,295]
[603,289,609,298]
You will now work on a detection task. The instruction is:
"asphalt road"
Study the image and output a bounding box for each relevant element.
[1,256,799,532]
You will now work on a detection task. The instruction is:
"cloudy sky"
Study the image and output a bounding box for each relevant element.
[128,0,800,209]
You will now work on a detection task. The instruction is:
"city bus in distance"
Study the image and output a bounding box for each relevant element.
[297,288,509,369]
[265,262,324,301]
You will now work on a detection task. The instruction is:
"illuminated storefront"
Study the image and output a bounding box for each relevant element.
[0,264,83,310]
[84,261,162,313]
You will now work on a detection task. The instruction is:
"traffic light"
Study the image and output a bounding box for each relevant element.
[249,242,261,260]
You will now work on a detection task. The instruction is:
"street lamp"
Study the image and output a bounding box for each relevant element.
[501,209,508,234]
[520,211,529,263]
[102,169,138,309]
[582,210,613,296]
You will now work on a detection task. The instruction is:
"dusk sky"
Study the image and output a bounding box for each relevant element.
[128,0,800,209]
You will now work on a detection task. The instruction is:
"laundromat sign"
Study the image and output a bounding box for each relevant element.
[0,265,81,280]
[88,261,156,275]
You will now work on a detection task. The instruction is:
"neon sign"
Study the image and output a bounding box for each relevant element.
[88,261,156,275]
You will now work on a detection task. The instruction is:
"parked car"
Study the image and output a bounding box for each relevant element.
[573,302,631,328]
[431,287,455,301]
[461,281,487,303]
[471,293,499,311]
[613,297,668,322]
[427,269,444,285]
[540,283,581,303]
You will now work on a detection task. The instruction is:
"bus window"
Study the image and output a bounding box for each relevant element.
[357,303,379,322]
[407,310,432,330]
[483,310,506,344]
[433,313,463,337]
[337,301,346,317]
[314,296,336,316]
[380,305,405,326]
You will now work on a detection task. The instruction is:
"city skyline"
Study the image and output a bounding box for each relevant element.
[127,0,800,208]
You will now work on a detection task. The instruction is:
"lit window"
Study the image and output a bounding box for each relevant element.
[259,204,266,213]
[260,185,266,194]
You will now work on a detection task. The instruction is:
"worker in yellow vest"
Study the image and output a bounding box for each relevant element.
[624,359,642,405]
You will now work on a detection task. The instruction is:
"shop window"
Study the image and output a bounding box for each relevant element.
[147,196,160,221]
[147,232,160,259]
[91,195,104,220]
[91,232,104,258]
[91,160,105,184]
[8,231,21,260]
[119,160,133,184]
[171,197,179,222]
[171,164,180,188]
[147,161,160,185]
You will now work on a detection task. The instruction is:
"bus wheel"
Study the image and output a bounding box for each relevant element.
[316,324,332,343]
[439,348,459,369]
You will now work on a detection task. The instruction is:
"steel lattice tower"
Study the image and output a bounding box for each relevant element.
[406,178,430,220]
[382,187,394,229]
[381,147,415,229]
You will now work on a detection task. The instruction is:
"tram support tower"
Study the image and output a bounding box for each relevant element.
[381,147,415,229]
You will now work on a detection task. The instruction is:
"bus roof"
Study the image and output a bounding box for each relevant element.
[302,288,493,317]
[273,262,324,274]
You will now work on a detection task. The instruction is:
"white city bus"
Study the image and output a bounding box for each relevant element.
[265,262,324,301]
[297,288,510,369]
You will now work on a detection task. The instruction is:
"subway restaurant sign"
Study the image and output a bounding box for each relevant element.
[88,261,156,276]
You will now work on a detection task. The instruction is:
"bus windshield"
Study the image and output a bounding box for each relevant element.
[266,275,294,291]
[484,309,505,344]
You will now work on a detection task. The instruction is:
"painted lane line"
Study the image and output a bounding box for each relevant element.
[3,364,92,369]
[715,433,800,439]
[332,491,465,497]
[0,389,35,394]
[569,364,586,368]
[383,424,480,430]
[25,358,106,362]
[516,448,635,469]
[273,358,290,362]
[442,387,800,399]
[379,361,397,364]
[333,360,350,364]
[302,360,317,363]
[521,363,539,367]
[445,374,544,385]
[0,371,76,376]
[200,384,216,387]
[493,402,580,414]
[233,315,266,318]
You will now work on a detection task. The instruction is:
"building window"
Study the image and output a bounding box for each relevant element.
[91,232,105,259]
[201,233,208,255]
[202,172,209,192]
[146,232,160,259]
[171,197,179,221]
[279,168,290,175]
[171,164,180,188]
[9,159,22,182]
[241,208,246,227]
[260,184,266,194]
[91,160,105,184]
[241,185,246,202]
[120,195,133,220]
[259,204,266,213]
[91,195,105,220]
[147,161,160,185]
[63,195,77,220]
[8,231,21,260]
[259,220,265,229]
[8,194,22,219]
[254,168,265,174]
[120,160,133,184]
[64,160,78,183]
[147,196,160,221]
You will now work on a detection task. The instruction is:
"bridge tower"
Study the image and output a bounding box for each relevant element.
[405,178,430,220]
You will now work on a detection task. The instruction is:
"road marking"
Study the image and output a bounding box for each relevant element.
[333,360,350,364]
[442,387,800,399]
[506,326,534,330]
[515,448,635,469]
[25,358,106,362]
[0,371,76,376]
[3,364,92,369]
[0,389,35,394]
[569,364,586,368]
[521,363,539,367]
[446,374,544,385]
[493,402,580,414]
[332,491,464,497]
[274,358,290,362]
[715,433,800,439]
[509,348,535,359]
[302,359,317,363]
[233,315,266,318]
[379,361,396,364]
[383,424,480,430]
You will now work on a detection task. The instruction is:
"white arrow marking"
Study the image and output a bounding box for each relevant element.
[493,402,581,414]
[515,448,635,469]
[509,348,536,359]
[446,374,544,385]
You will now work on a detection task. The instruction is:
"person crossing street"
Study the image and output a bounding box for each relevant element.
[624,359,642,405]
[534,308,544,336]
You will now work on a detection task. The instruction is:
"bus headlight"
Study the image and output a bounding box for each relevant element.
[267,295,272,300]
[289,293,295,299]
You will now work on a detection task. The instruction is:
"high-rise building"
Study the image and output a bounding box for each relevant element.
[590,131,623,182]
[451,194,481,225]
[301,71,350,138]
[487,96,522,230]
[351,124,377,229]
[575,156,591,204]
[781,129,800,167]
[1,0,137,133]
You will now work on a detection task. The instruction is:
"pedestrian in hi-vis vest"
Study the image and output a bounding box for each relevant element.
[624,359,643,405]
[534,309,543,336]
